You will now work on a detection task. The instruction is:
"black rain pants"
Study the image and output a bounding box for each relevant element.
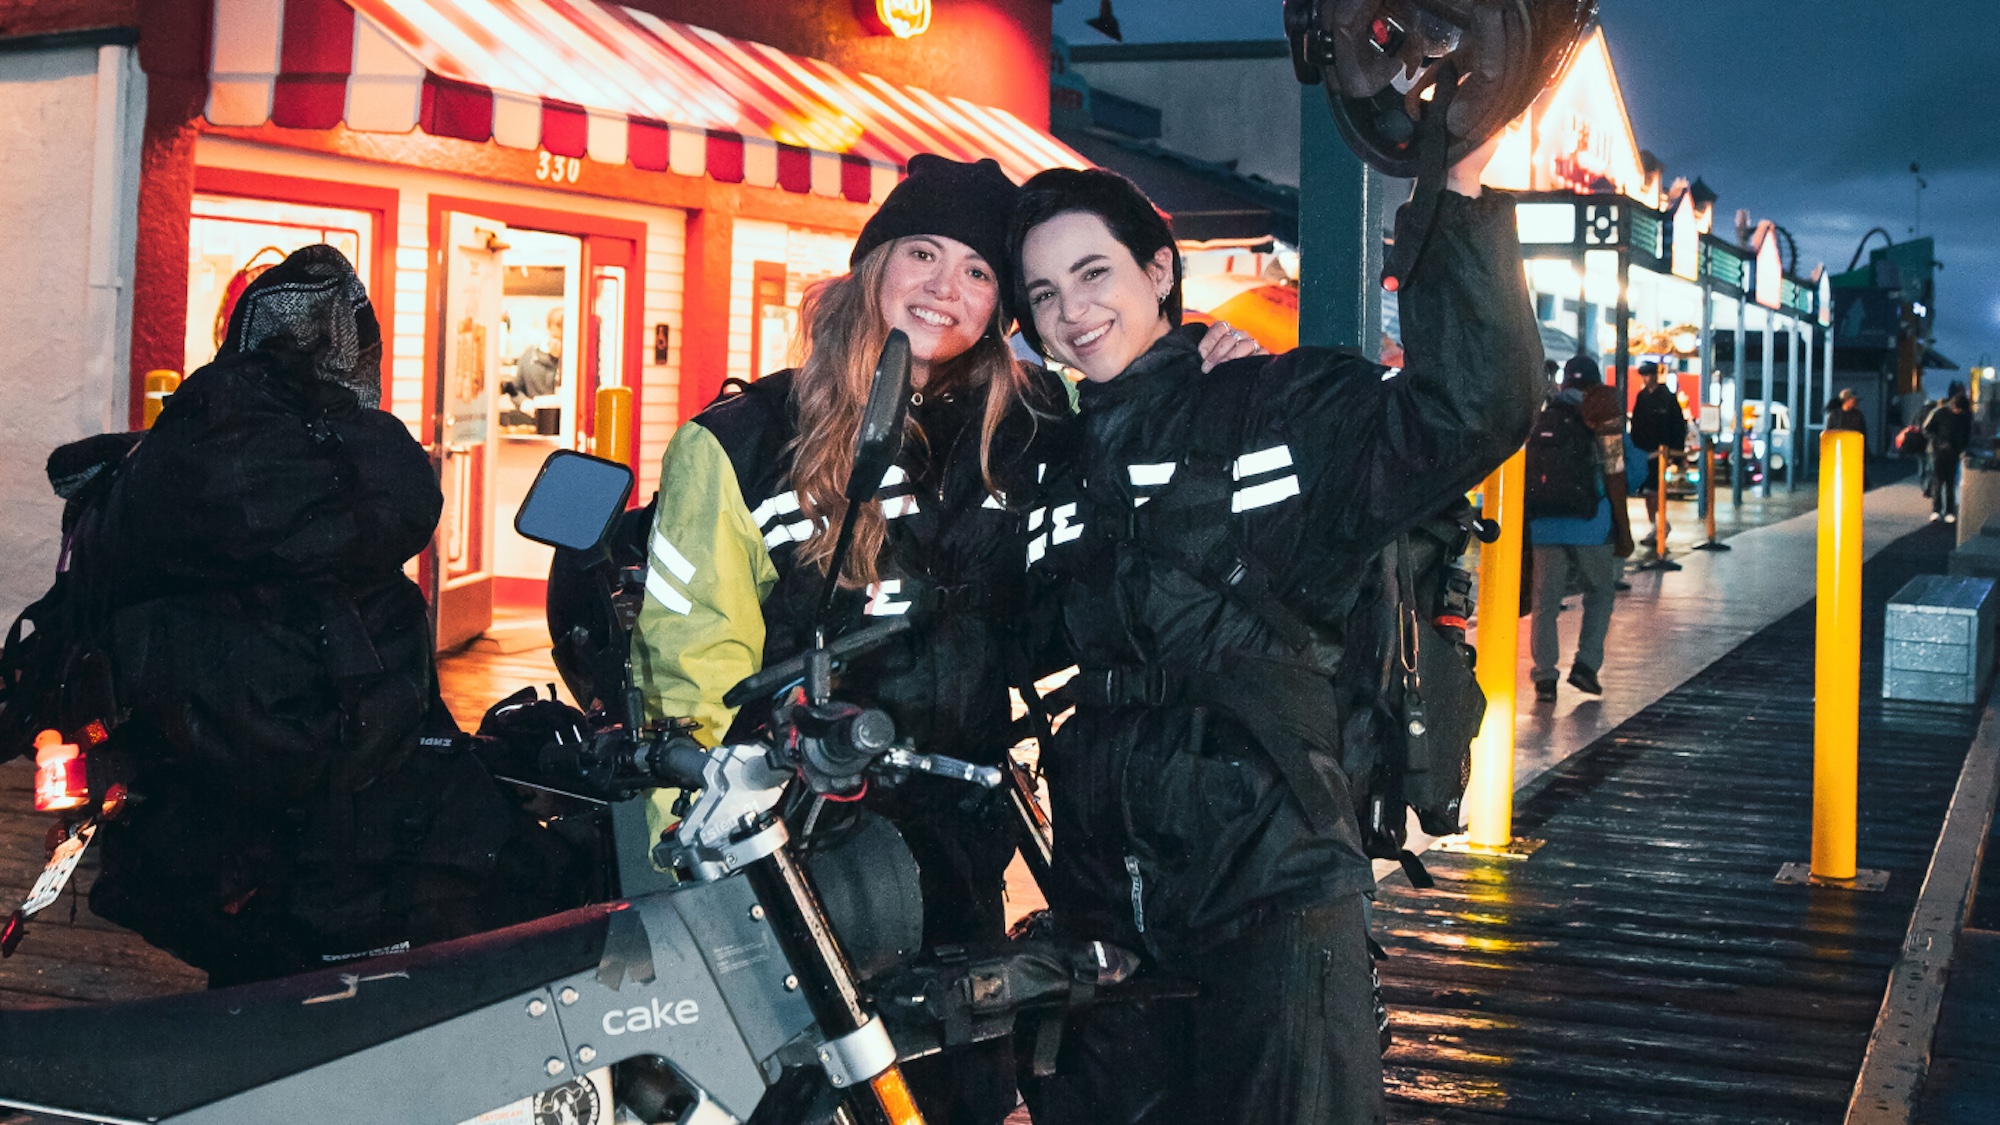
[1025,894,1385,1125]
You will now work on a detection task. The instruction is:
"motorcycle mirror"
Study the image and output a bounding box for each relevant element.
[847,329,913,505]
[514,449,635,556]
[809,330,912,638]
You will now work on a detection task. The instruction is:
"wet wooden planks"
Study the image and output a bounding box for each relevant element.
[1913,929,2000,1124]
[0,760,207,1007]
[1380,524,1977,1123]
[1912,772,2000,1125]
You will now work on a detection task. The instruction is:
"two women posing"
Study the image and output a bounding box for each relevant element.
[634,145,1539,1124]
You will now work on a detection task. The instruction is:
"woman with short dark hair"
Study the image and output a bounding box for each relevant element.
[1010,154,1542,1124]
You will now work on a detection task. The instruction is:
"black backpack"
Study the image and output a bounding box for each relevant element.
[1523,396,1600,520]
[0,433,140,765]
[1333,502,1484,884]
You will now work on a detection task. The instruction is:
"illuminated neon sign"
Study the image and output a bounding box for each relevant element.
[856,0,931,38]
[1525,28,1650,205]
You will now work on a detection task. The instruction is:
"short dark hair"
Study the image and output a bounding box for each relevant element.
[1008,167,1181,355]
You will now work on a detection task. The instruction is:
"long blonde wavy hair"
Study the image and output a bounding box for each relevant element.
[786,240,1031,588]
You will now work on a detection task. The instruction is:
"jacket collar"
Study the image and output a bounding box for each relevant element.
[1074,325,1203,414]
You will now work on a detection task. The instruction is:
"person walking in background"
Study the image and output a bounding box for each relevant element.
[1628,361,1686,553]
[1924,392,1973,523]
[1826,387,1867,436]
[1567,357,1634,556]
[1526,356,1637,702]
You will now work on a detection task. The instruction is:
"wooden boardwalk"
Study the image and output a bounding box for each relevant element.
[1378,522,1976,1123]
[1911,779,2000,1124]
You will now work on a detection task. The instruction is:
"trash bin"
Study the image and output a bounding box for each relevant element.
[1959,456,2000,546]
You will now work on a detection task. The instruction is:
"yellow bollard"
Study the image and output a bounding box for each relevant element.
[594,385,633,467]
[142,370,181,429]
[1468,448,1526,849]
[1813,430,1864,880]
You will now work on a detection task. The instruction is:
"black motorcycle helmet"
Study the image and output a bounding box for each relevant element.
[1284,0,1598,179]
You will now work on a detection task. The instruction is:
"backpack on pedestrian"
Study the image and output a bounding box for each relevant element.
[1895,424,1928,457]
[1523,396,1601,520]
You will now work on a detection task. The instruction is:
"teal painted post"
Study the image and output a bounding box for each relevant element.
[1297,87,1380,354]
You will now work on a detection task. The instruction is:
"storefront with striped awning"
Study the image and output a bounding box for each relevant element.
[182,0,1082,645]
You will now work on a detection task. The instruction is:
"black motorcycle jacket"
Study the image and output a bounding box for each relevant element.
[1027,189,1541,962]
[631,364,1075,945]
[634,366,1073,755]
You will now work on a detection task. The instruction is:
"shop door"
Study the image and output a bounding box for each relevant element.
[432,213,506,650]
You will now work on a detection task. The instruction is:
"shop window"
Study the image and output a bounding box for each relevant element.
[751,261,793,379]
[186,194,374,377]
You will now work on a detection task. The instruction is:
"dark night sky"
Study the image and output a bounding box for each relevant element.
[1053,0,2000,375]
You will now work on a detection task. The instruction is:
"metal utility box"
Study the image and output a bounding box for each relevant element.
[1884,575,1997,705]
[1947,517,2000,580]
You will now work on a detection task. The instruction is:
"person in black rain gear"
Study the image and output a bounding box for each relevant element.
[1010,150,1539,1124]
[1628,361,1686,547]
[1924,392,1973,523]
[82,245,581,987]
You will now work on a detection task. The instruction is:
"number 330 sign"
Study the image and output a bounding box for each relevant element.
[536,151,583,184]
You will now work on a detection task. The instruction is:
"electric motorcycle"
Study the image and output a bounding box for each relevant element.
[0,331,1135,1125]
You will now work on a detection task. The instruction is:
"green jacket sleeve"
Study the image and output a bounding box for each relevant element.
[630,421,779,747]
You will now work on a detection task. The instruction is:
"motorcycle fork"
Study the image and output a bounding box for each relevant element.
[1006,762,1055,893]
[740,826,926,1125]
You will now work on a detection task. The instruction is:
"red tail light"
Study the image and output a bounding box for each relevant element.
[32,730,88,813]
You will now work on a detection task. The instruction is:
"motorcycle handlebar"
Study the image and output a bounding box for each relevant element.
[629,734,712,791]
[721,618,912,709]
[796,706,896,787]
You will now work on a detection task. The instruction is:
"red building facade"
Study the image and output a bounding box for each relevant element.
[0,0,1072,642]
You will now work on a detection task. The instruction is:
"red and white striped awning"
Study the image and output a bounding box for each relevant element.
[205,0,1086,204]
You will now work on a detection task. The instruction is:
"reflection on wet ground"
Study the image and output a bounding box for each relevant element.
[1375,519,1974,1121]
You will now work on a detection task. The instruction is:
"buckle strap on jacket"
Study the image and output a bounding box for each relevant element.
[1062,664,1185,709]
[892,574,1006,620]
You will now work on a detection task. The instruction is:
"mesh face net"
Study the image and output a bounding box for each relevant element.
[219,244,384,409]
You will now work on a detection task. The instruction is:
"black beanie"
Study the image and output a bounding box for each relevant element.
[851,154,1019,323]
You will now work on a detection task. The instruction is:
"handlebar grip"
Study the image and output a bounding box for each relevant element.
[812,708,895,778]
[639,736,711,790]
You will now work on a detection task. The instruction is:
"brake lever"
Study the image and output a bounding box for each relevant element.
[881,747,1003,789]
[722,617,914,709]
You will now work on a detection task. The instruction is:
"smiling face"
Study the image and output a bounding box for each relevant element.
[1020,211,1175,383]
[874,235,1000,387]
